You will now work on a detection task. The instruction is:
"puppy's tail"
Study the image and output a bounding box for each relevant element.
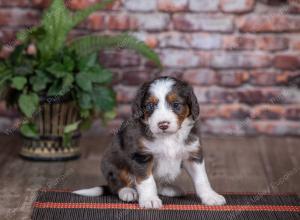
[72,185,111,197]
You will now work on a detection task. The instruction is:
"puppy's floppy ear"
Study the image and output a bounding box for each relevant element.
[187,85,199,120]
[132,82,150,118]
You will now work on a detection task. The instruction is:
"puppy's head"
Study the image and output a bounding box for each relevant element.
[132,77,199,135]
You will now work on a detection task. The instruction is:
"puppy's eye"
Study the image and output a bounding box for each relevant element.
[145,103,155,112]
[172,102,182,111]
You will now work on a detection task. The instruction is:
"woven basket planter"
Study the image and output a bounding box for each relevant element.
[20,96,81,161]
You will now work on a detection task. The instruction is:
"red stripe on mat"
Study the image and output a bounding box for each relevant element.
[39,189,297,196]
[33,202,300,212]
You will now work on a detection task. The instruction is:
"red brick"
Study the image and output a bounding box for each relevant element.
[210,52,271,69]
[189,33,222,49]
[289,0,300,6]
[114,85,137,103]
[84,13,105,30]
[220,0,255,13]
[189,0,219,12]
[252,121,300,136]
[132,32,158,48]
[31,0,51,8]
[173,14,234,32]
[116,104,131,118]
[251,105,284,119]
[289,75,300,88]
[269,87,300,104]
[99,50,140,67]
[222,35,255,50]
[209,88,239,104]
[276,71,300,85]
[237,88,284,104]
[160,50,208,68]
[219,104,250,119]
[237,15,300,33]
[202,119,247,135]
[160,49,202,67]
[0,0,30,6]
[121,70,152,85]
[67,0,119,10]
[159,33,221,49]
[194,87,238,104]
[0,9,40,27]
[288,0,300,13]
[158,32,191,48]
[0,29,17,46]
[158,0,188,12]
[285,105,300,120]
[200,105,219,119]
[182,69,217,86]
[256,0,282,6]
[108,14,137,30]
[159,70,183,79]
[134,14,170,31]
[288,6,300,14]
[145,37,158,48]
[290,38,300,50]
[256,36,288,51]
[104,0,122,11]
[250,71,278,86]
[274,54,300,70]
[193,87,210,104]
[124,0,156,12]
[218,71,249,87]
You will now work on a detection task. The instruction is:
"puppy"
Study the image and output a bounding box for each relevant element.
[73,76,226,209]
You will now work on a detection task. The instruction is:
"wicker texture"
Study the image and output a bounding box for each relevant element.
[20,99,81,160]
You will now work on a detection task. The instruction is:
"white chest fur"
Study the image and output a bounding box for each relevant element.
[142,118,199,183]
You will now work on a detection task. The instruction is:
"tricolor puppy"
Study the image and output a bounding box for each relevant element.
[73,76,226,209]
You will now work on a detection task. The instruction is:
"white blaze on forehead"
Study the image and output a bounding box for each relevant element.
[147,78,178,135]
[149,78,175,103]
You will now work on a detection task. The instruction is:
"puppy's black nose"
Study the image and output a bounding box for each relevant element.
[158,121,170,131]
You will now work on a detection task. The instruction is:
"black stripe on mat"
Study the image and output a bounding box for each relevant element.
[32,208,300,220]
[35,191,300,206]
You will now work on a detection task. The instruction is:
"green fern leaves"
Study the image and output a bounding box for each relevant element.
[69,34,162,68]
[35,0,115,61]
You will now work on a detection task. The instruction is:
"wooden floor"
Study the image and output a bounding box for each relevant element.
[0,134,299,220]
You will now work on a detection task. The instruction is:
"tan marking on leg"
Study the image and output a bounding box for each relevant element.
[119,169,133,187]
[188,145,203,163]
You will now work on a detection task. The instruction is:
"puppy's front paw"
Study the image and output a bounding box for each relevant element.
[200,191,226,206]
[139,196,162,209]
[118,187,138,202]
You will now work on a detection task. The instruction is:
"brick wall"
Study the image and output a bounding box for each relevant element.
[1,0,300,136]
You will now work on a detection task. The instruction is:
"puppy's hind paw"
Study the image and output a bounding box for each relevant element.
[200,191,226,206]
[158,185,184,197]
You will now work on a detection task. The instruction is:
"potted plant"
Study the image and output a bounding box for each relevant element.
[0,0,161,161]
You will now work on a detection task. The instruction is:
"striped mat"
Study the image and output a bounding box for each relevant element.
[32,189,300,220]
